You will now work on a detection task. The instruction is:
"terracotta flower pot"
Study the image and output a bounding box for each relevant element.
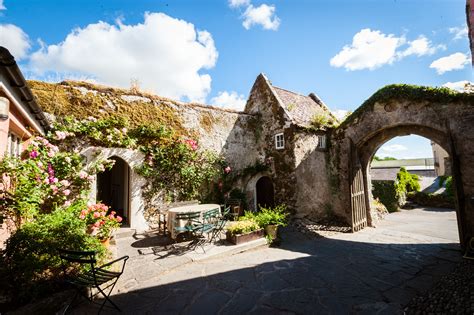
[265,224,278,240]
[226,229,264,245]
[100,238,110,248]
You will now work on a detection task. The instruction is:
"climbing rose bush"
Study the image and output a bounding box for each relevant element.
[0,136,114,227]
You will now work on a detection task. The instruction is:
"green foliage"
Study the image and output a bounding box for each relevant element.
[2,202,105,302]
[394,167,420,197]
[407,191,454,209]
[226,220,260,235]
[445,176,454,199]
[340,84,474,129]
[50,115,223,203]
[372,156,397,161]
[241,204,289,228]
[0,137,113,226]
[309,113,337,131]
[372,180,399,213]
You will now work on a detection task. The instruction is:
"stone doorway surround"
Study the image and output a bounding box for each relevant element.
[82,147,149,232]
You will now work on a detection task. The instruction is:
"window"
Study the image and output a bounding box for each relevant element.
[317,135,326,149]
[6,132,22,157]
[275,133,284,149]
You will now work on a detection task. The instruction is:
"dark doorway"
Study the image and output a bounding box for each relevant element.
[97,156,130,226]
[256,176,275,209]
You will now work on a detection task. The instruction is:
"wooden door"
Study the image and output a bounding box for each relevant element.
[349,139,368,232]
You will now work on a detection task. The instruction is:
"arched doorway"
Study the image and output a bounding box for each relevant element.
[256,176,275,210]
[351,125,464,245]
[97,156,130,226]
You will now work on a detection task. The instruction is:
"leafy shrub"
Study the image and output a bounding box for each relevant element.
[395,167,420,197]
[253,204,289,228]
[407,191,455,209]
[372,180,399,213]
[2,202,106,302]
[227,220,260,235]
[310,113,337,130]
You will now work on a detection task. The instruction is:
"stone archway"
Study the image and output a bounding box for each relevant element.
[82,147,149,232]
[331,86,474,249]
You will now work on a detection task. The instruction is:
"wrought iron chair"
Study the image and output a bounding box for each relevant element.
[211,205,231,242]
[59,248,129,314]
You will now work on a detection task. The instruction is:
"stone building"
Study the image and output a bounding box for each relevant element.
[20,62,474,250]
[28,73,335,231]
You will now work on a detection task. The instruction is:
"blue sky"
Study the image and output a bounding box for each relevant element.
[0,0,471,158]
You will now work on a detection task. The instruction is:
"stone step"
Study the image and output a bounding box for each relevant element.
[114,228,136,239]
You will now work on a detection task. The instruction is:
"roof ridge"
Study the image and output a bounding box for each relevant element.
[272,85,315,101]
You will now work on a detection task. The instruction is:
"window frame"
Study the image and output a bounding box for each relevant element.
[275,133,285,150]
[317,134,327,150]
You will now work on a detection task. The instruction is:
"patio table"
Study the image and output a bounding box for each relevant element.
[167,204,221,239]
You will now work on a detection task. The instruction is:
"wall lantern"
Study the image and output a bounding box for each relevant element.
[0,96,9,121]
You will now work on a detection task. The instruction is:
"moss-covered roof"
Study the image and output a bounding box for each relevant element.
[339,84,474,129]
[28,80,244,133]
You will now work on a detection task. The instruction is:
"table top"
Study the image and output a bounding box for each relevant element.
[168,203,220,213]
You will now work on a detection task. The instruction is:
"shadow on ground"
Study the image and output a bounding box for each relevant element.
[70,225,462,315]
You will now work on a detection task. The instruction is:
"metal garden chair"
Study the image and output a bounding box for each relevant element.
[58,248,129,314]
[210,205,231,242]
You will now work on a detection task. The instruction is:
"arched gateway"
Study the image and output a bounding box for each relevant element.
[331,85,474,249]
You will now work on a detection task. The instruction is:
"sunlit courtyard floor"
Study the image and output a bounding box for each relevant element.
[72,207,462,314]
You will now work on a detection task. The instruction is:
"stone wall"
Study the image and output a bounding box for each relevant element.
[330,87,474,248]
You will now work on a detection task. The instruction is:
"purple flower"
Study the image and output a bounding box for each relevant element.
[30,150,39,159]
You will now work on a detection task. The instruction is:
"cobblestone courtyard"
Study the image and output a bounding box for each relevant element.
[75,208,462,314]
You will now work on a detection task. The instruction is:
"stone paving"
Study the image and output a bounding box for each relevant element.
[73,207,462,314]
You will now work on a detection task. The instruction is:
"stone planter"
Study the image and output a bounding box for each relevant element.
[265,224,278,240]
[226,229,264,245]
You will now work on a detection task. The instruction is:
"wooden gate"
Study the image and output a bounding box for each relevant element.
[349,139,368,232]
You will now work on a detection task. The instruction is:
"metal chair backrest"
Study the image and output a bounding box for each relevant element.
[203,208,220,223]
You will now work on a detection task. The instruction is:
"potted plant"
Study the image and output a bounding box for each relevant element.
[79,203,122,246]
[255,204,289,241]
[226,219,263,245]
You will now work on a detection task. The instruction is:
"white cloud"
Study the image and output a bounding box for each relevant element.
[229,0,250,8]
[331,109,349,120]
[210,91,247,111]
[330,29,406,71]
[398,36,444,58]
[242,4,280,31]
[381,144,408,152]
[442,80,471,92]
[449,26,468,40]
[0,24,31,60]
[429,52,470,75]
[0,0,5,10]
[28,13,218,103]
[330,29,447,71]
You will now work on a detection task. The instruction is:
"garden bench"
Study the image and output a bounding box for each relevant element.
[59,248,129,313]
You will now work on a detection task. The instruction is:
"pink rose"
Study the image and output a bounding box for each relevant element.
[60,180,70,187]
[116,216,123,223]
[224,166,231,174]
[79,171,88,179]
[63,189,71,196]
[48,151,55,158]
[93,211,100,218]
[51,185,58,194]
[52,177,59,184]
[79,214,85,220]
[29,150,39,159]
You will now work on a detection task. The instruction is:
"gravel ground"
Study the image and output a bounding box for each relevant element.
[404,259,474,314]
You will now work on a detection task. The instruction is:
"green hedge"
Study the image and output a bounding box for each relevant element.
[372,180,399,213]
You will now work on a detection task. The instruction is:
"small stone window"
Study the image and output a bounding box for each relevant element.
[317,135,326,149]
[275,133,284,150]
[6,132,22,157]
